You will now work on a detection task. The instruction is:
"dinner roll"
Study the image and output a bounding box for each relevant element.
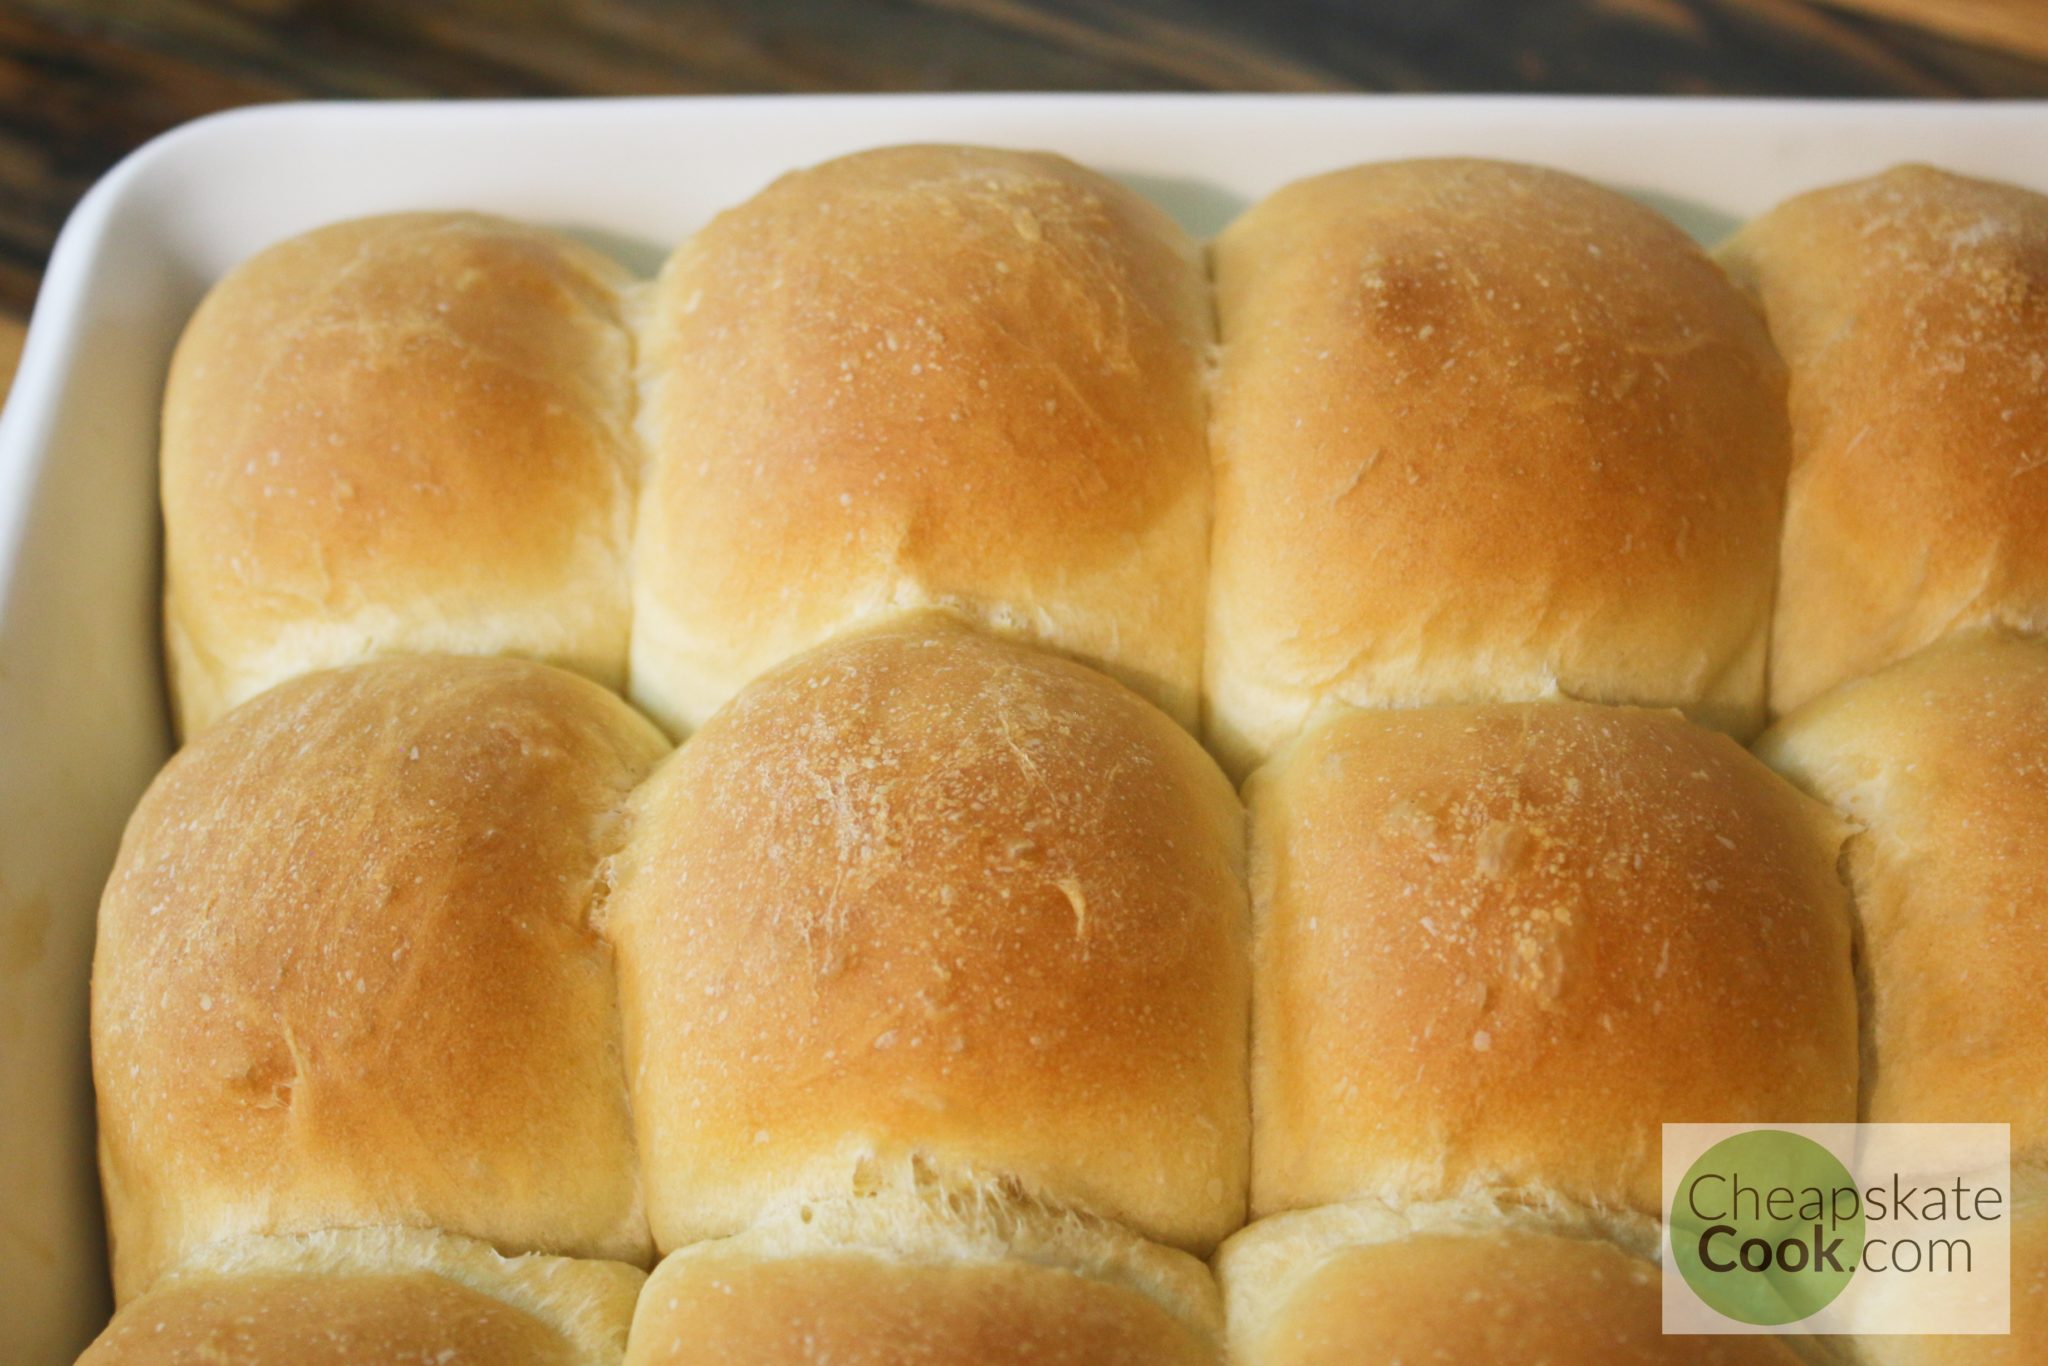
[93,656,668,1301]
[1721,167,2048,714]
[1248,701,1855,1221]
[630,144,1212,737]
[623,1185,1221,1364]
[162,212,639,737]
[1856,1165,2046,1364]
[1206,158,1788,776]
[605,611,1249,1254]
[1216,1195,1801,1365]
[77,1227,643,1366]
[1758,631,2048,1152]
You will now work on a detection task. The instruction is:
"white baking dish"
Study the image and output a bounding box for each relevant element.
[2,93,2044,1361]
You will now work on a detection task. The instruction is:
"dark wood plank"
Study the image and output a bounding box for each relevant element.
[0,311,22,403]
[0,0,2044,328]
[1820,0,2048,62]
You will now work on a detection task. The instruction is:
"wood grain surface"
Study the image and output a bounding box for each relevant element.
[1,0,2046,409]
[1821,0,2048,61]
[0,313,22,401]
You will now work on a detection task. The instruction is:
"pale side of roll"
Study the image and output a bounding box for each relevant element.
[623,1181,1220,1364]
[76,1227,643,1366]
[1207,158,1788,777]
[1216,1193,1800,1365]
[93,656,669,1301]
[605,611,1250,1256]
[630,144,1213,737]
[1247,700,1856,1222]
[1721,166,2048,714]
[1758,631,2048,1154]
[162,213,640,737]
[1855,1165,2047,1365]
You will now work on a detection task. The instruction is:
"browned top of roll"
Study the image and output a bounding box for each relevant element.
[76,1228,643,1366]
[1758,631,2048,1152]
[629,1256,1208,1366]
[624,1192,1221,1366]
[93,657,668,1301]
[607,611,1249,1255]
[1721,165,2048,714]
[82,1271,575,1366]
[1218,1198,1801,1366]
[630,144,1212,734]
[1206,158,1787,776]
[162,212,639,735]
[1247,701,1857,1221]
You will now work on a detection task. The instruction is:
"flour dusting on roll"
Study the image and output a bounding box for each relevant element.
[1207,158,1787,776]
[1759,631,2048,1155]
[607,611,1249,1255]
[1721,166,2048,714]
[93,656,668,1301]
[161,213,639,737]
[1246,700,1856,1222]
[631,145,1213,737]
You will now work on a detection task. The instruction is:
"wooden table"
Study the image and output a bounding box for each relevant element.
[2,0,2046,402]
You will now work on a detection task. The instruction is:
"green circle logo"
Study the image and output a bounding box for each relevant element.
[1671,1130,1865,1325]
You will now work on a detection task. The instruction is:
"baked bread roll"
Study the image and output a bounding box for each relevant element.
[1206,158,1788,776]
[622,1185,1221,1364]
[93,656,668,1301]
[162,212,639,737]
[1720,167,2048,714]
[1857,1165,2045,1364]
[76,1227,642,1366]
[630,144,1212,737]
[1758,631,2048,1152]
[1247,700,1856,1221]
[1216,1195,1801,1365]
[605,611,1249,1255]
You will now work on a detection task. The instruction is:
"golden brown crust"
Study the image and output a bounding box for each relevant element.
[606,611,1249,1255]
[1720,166,2048,715]
[92,657,669,1301]
[629,145,1212,736]
[1206,158,1787,776]
[1217,1197,1801,1366]
[1247,701,1856,1221]
[1757,631,2048,1153]
[626,1255,1208,1366]
[623,1191,1220,1365]
[162,212,639,737]
[77,1228,643,1366]
[82,1271,577,1366]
